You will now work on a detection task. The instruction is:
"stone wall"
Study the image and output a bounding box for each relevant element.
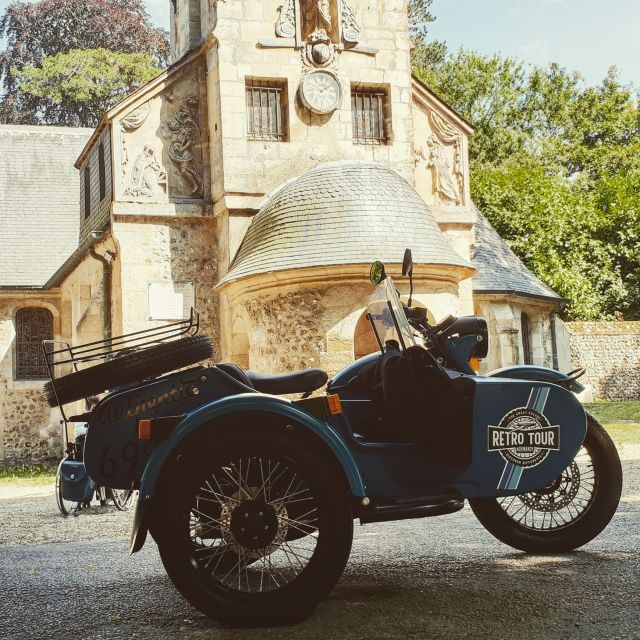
[474,295,556,374]
[113,216,220,360]
[565,322,640,401]
[213,0,416,221]
[0,294,63,465]
[225,274,461,377]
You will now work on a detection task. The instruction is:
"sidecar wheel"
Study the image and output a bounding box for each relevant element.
[154,428,353,626]
[469,414,622,553]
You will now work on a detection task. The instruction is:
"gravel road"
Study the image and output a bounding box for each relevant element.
[1,459,639,640]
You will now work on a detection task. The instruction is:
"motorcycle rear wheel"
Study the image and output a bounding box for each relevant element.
[469,414,622,553]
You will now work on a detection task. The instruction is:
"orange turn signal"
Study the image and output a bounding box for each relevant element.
[138,419,152,440]
[326,394,343,415]
[468,357,481,373]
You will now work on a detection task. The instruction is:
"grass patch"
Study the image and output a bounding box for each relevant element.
[585,401,640,445]
[0,464,56,485]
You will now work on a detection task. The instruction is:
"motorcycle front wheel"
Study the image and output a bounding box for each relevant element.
[469,414,622,553]
[153,427,354,626]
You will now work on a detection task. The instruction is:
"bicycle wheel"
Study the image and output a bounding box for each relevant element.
[55,463,79,516]
[111,488,135,511]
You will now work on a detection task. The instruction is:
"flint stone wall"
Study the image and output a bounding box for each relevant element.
[566,321,640,401]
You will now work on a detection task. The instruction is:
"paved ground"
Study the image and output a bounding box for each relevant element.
[1,458,639,640]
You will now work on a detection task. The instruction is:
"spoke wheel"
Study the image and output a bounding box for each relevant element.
[111,489,136,511]
[154,427,353,625]
[470,414,622,553]
[55,464,79,516]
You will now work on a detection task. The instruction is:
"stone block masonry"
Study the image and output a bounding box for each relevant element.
[566,322,640,401]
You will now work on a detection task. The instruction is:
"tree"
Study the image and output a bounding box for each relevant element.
[414,46,640,319]
[0,0,169,124]
[14,49,161,126]
[472,158,626,320]
[408,0,446,69]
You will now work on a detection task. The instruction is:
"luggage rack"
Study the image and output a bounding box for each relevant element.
[42,308,200,422]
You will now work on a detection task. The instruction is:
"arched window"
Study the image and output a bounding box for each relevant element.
[15,308,53,380]
[521,312,533,365]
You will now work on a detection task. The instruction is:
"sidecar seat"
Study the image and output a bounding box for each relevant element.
[217,363,328,396]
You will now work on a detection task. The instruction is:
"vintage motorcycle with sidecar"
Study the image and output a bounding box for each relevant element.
[43,251,622,626]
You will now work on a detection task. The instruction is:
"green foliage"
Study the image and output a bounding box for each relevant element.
[0,464,56,480]
[472,158,625,320]
[14,48,160,126]
[414,45,640,320]
[0,0,169,124]
[408,0,446,70]
[584,401,640,445]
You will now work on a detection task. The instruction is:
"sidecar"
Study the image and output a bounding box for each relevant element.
[42,262,622,627]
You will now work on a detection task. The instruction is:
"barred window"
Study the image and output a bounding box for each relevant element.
[15,308,53,380]
[351,84,391,145]
[521,312,533,365]
[246,78,288,141]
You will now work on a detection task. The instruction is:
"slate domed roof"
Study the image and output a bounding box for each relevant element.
[219,161,472,286]
[472,206,562,302]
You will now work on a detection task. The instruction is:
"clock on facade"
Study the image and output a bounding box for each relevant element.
[299,70,342,115]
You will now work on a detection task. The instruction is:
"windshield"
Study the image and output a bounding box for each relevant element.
[367,277,415,352]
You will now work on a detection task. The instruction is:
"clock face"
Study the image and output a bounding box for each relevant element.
[300,71,342,115]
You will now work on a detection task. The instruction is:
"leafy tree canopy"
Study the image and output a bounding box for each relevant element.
[14,48,161,127]
[414,45,640,319]
[0,0,169,124]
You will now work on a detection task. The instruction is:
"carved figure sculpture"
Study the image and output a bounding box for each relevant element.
[301,0,332,42]
[124,145,167,197]
[160,96,203,197]
[120,101,151,177]
[425,134,461,205]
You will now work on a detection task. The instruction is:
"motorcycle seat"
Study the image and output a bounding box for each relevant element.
[217,363,328,396]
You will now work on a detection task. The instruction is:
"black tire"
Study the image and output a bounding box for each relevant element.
[55,463,79,516]
[469,414,622,553]
[43,334,212,407]
[153,427,353,626]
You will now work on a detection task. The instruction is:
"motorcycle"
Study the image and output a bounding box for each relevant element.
[42,250,622,626]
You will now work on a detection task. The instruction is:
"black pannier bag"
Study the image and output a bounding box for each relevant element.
[350,343,475,466]
[60,460,96,503]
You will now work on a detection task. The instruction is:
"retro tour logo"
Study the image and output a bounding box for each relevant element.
[488,407,560,468]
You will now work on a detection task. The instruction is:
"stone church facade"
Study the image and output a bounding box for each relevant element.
[0,0,566,465]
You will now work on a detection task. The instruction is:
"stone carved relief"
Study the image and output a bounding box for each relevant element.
[275,0,296,37]
[120,101,151,178]
[301,0,333,42]
[341,3,360,45]
[419,109,465,206]
[124,145,167,197]
[160,96,203,198]
[272,0,361,70]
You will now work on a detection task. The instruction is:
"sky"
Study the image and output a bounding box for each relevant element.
[427,0,640,88]
[0,0,639,89]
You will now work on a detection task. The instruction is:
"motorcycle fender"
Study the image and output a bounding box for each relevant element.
[130,393,365,554]
[461,377,587,498]
[487,365,585,394]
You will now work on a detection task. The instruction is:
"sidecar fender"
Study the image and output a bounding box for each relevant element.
[130,393,365,553]
[487,365,585,394]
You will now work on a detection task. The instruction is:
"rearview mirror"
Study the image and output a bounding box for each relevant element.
[402,248,413,276]
[370,261,387,285]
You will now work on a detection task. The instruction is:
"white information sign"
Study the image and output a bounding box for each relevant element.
[148,281,195,320]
